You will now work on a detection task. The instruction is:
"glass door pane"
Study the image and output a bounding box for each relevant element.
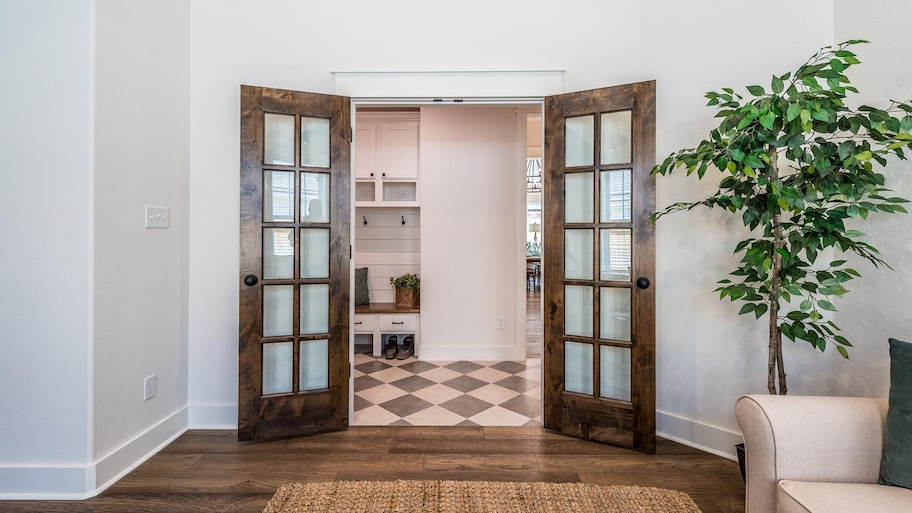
[600,229,632,282]
[300,117,330,168]
[300,339,329,391]
[600,111,632,165]
[565,172,593,223]
[264,171,294,222]
[301,172,330,223]
[262,342,293,395]
[600,287,631,341]
[264,114,294,166]
[263,228,294,279]
[300,284,329,335]
[565,341,593,394]
[600,169,631,222]
[600,345,631,401]
[565,285,593,337]
[565,229,593,280]
[300,228,329,278]
[263,285,293,337]
[565,115,594,167]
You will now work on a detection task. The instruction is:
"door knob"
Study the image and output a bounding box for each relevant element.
[636,277,650,289]
[244,274,259,287]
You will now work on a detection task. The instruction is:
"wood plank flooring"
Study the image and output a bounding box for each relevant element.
[2,427,745,513]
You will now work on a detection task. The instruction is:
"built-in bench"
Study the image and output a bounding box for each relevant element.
[354,303,420,357]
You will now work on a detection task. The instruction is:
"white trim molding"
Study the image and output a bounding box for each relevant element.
[332,70,564,100]
[656,410,744,461]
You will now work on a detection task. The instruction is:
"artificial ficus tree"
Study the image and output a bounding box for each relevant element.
[652,40,912,395]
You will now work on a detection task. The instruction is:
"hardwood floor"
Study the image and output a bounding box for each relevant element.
[2,428,745,513]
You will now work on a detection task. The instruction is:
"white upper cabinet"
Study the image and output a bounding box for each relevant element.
[354,112,420,206]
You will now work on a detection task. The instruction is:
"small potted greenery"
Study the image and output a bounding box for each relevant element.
[390,273,420,308]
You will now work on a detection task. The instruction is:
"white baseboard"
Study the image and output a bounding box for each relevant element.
[93,407,189,495]
[188,403,237,429]
[656,410,743,461]
[0,407,188,500]
[418,345,526,362]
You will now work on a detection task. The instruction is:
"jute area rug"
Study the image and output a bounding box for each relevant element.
[262,479,702,513]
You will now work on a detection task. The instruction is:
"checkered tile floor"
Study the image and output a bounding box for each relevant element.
[352,352,542,426]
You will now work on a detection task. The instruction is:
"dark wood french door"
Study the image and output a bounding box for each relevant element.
[542,81,656,451]
[238,86,351,441]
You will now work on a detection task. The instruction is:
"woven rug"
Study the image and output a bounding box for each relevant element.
[262,479,702,513]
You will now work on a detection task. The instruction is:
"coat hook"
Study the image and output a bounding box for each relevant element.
[401,216,406,226]
[363,216,368,225]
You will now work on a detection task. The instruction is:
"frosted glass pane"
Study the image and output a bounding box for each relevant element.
[264,114,294,166]
[565,116,594,167]
[600,229,631,282]
[300,339,329,391]
[565,285,593,337]
[565,341,593,395]
[263,228,294,279]
[600,111,632,165]
[600,287,631,341]
[301,117,330,168]
[263,285,293,337]
[565,172,594,223]
[301,172,330,223]
[263,171,294,222]
[600,345,631,402]
[262,342,293,395]
[600,169,631,222]
[565,229,593,280]
[300,228,329,279]
[300,284,329,335]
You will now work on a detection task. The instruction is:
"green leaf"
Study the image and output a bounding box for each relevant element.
[799,300,812,312]
[837,346,849,358]
[746,85,766,96]
[787,103,802,122]
[772,75,784,94]
[738,303,756,315]
[818,299,837,312]
[753,303,769,319]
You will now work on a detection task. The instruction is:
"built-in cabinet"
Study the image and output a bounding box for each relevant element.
[354,110,421,357]
[354,112,420,206]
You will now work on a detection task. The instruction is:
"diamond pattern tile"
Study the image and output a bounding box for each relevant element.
[354,354,541,427]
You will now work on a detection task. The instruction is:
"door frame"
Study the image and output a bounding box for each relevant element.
[347,96,546,423]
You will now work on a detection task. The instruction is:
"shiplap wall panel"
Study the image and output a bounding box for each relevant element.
[354,206,420,303]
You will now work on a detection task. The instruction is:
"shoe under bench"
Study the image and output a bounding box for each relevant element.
[353,303,420,358]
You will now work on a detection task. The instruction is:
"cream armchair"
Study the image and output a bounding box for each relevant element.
[735,394,912,513]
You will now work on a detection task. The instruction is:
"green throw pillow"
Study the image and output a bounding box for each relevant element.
[880,337,912,489]
[355,267,370,306]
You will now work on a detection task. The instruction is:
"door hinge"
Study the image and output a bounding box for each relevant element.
[349,127,353,142]
[349,245,352,259]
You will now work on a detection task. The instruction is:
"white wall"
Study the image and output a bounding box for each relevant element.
[419,106,526,361]
[186,0,842,454]
[815,0,912,395]
[0,0,95,496]
[93,0,190,490]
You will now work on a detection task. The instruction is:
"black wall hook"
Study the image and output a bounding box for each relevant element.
[363,216,368,225]
[401,216,406,225]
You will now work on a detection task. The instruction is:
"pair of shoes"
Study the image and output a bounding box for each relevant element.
[397,335,414,360]
[384,335,398,359]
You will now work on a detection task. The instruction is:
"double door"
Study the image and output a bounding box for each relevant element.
[238,82,656,452]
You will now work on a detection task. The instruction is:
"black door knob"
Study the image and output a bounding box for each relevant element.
[244,274,259,287]
[636,277,650,289]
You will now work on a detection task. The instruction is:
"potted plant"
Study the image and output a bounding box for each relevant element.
[652,40,912,395]
[390,273,420,308]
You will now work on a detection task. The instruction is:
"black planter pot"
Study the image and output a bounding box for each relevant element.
[735,442,746,482]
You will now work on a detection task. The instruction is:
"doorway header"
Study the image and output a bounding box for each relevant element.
[331,70,564,101]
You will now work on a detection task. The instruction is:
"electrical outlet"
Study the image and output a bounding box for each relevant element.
[143,374,156,401]
[496,316,505,330]
[144,206,169,229]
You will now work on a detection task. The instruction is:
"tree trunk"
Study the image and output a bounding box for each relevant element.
[767,149,787,395]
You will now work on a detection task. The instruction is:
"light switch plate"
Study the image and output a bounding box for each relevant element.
[145,206,169,229]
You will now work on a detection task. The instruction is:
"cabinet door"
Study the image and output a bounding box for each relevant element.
[354,123,376,179]
[380,122,419,179]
